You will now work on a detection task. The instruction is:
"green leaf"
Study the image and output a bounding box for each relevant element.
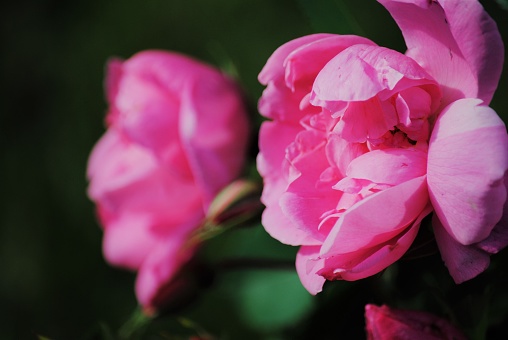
[233,270,314,331]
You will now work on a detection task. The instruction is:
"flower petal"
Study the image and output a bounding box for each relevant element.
[321,175,429,255]
[257,121,302,205]
[433,214,490,284]
[428,99,508,245]
[295,246,326,294]
[102,213,159,270]
[258,34,376,122]
[179,71,249,208]
[258,34,337,86]
[262,204,321,246]
[318,204,431,281]
[378,0,504,106]
[135,235,195,310]
[345,148,427,186]
[311,44,438,107]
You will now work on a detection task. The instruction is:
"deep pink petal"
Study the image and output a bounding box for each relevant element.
[179,74,249,207]
[102,214,159,270]
[326,134,369,177]
[104,58,123,124]
[87,130,204,239]
[258,34,336,85]
[378,0,504,106]
[257,121,302,205]
[114,71,182,157]
[258,78,315,122]
[280,133,342,242]
[283,35,376,91]
[428,99,508,245]
[285,130,328,192]
[433,214,490,284]
[259,35,376,122]
[322,176,429,255]
[296,246,326,294]
[135,234,195,309]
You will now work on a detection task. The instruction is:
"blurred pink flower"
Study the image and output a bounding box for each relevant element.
[365,304,466,340]
[87,50,249,311]
[257,0,507,294]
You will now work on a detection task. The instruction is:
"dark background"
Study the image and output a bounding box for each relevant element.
[1,0,507,339]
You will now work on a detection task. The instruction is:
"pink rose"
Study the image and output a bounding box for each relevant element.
[364,304,466,340]
[257,0,507,294]
[87,50,249,311]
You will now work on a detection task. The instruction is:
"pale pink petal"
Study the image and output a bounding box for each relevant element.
[261,204,321,246]
[295,246,326,294]
[339,98,398,142]
[346,148,427,186]
[311,44,438,107]
[319,209,426,281]
[321,175,429,255]
[87,129,160,200]
[433,214,490,284]
[428,99,508,245]
[378,0,504,106]
[102,214,159,270]
[280,192,338,243]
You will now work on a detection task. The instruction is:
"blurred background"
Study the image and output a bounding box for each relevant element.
[1,0,507,339]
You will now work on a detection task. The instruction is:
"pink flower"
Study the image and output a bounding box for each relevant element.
[364,304,466,340]
[87,50,249,311]
[257,0,507,294]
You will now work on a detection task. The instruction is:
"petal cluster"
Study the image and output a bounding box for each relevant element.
[257,0,507,293]
[87,50,249,311]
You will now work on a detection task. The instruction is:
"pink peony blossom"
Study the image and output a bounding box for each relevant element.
[87,50,249,311]
[364,304,466,340]
[257,0,507,294]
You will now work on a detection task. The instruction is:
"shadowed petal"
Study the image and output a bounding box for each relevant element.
[433,214,490,284]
